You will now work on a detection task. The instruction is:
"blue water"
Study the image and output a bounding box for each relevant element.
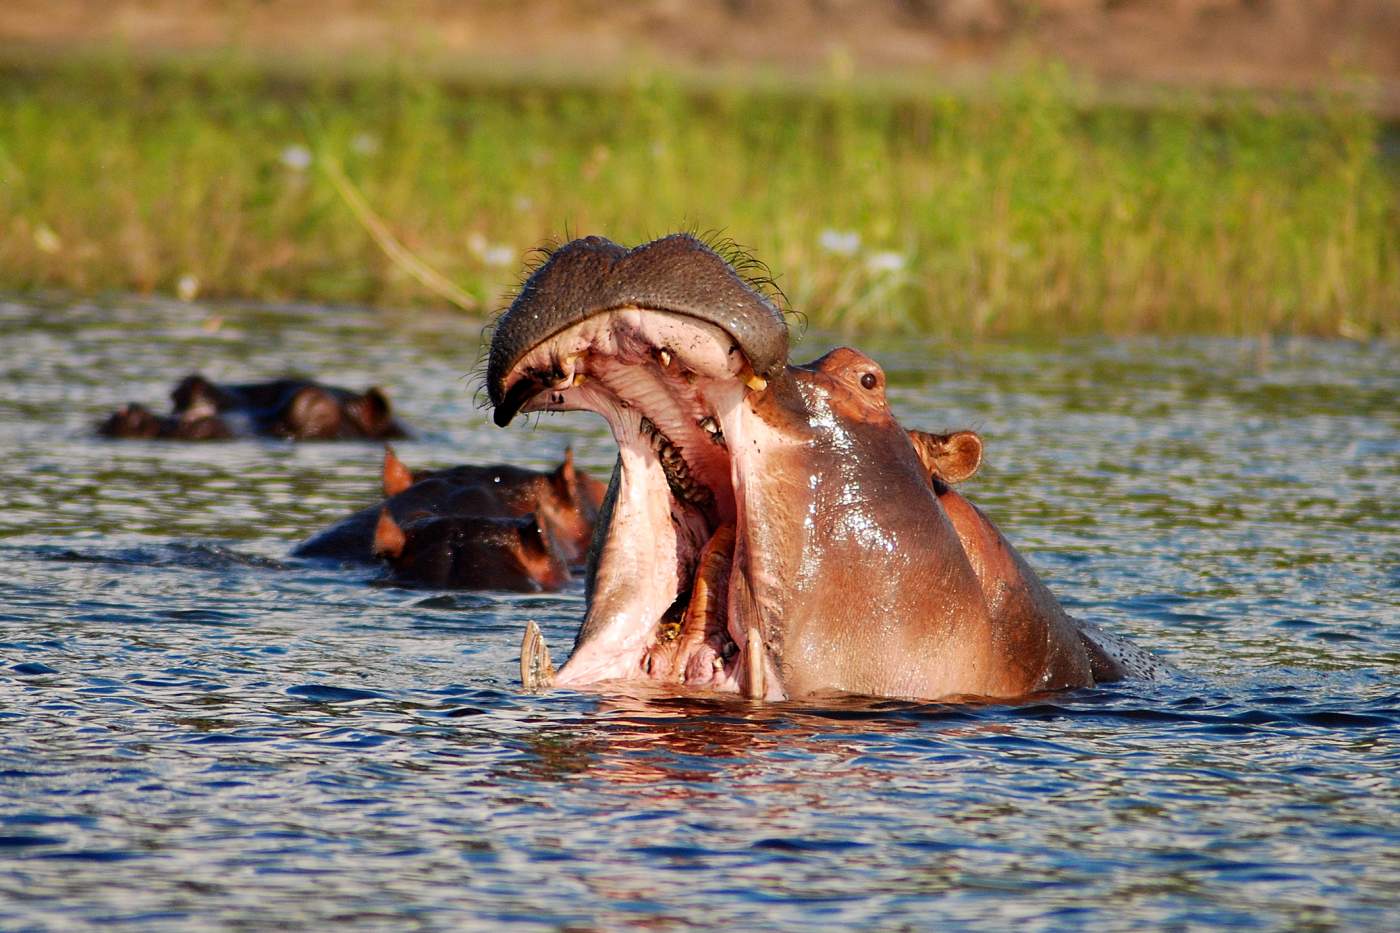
[1,298,1397,929]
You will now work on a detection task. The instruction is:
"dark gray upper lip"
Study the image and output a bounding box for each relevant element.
[486,234,790,426]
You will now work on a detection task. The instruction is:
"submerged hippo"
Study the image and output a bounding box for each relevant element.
[98,373,410,441]
[372,508,571,592]
[294,447,606,569]
[488,233,1163,702]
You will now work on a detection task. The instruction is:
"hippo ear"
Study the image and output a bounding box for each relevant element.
[382,446,415,497]
[937,431,983,483]
[372,507,407,559]
[908,429,984,485]
[99,403,159,438]
[577,463,609,513]
[518,513,560,558]
[171,373,220,415]
[360,387,393,430]
[551,447,579,499]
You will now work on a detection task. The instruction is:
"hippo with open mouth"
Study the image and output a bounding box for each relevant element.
[487,234,1164,702]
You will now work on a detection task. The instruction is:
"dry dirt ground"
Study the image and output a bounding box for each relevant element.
[3,0,1398,106]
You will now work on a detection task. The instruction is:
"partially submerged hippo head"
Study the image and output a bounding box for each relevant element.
[99,374,410,441]
[293,447,607,577]
[97,403,232,440]
[489,234,1151,701]
[373,507,570,592]
[381,446,606,566]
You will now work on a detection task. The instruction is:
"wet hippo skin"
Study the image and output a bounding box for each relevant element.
[489,234,1165,701]
[98,373,411,440]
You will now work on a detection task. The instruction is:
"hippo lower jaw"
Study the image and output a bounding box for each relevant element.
[498,307,787,699]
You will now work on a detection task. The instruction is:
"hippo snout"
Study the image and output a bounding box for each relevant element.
[486,234,790,424]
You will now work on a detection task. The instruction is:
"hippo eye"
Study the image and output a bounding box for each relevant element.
[860,372,878,391]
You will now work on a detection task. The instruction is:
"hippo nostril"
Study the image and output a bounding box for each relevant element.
[860,372,878,390]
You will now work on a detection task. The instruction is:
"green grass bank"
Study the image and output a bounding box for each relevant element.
[1,60,1395,336]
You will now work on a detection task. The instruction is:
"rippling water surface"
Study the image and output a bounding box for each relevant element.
[1,299,1396,930]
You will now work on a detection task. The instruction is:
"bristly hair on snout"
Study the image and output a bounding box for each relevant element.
[688,229,791,319]
[470,231,800,411]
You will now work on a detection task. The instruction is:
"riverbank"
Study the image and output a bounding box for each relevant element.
[1,59,1395,336]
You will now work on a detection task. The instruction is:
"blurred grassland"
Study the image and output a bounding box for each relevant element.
[0,58,1395,337]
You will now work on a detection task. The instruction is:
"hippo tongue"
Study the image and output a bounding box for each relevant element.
[671,523,735,684]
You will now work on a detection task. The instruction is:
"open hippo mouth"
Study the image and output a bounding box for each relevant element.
[487,234,791,699]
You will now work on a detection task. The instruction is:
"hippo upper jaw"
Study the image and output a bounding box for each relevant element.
[492,305,791,700]
[487,234,788,426]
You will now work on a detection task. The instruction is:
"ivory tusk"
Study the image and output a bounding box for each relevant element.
[744,626,765,700]
[520,620,556,691]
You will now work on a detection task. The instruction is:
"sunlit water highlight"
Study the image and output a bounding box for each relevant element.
[1,299,1396,929]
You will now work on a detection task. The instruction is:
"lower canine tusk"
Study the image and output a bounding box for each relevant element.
[744,626,765,700]
[744,373,767,392]
[520,620,556,691]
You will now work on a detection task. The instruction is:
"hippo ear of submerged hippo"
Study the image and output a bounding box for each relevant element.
[381,445,415,497]
[907,429,984,485]
[349,387,401,438]
[98,403,161,438]
[170,373,232,416]
[547,447,609,521]
[372,507,408,560]
[487,234,790,424]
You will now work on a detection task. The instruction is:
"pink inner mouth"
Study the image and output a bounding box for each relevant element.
[499,307,783,699]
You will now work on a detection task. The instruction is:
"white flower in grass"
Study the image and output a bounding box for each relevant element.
[467,232,514,267]
[818,228,860,256]
[177,274,200,302]
[482,245,515,268]
[280,145,312,171]
[865,251,906,274]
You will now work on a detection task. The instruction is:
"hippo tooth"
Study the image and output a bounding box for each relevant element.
[572,373,587,387]
[699,417,727,448]
[744,373,767,392]
[658,348,673,367]
[744,627,765,700]
[520,620,555,692]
